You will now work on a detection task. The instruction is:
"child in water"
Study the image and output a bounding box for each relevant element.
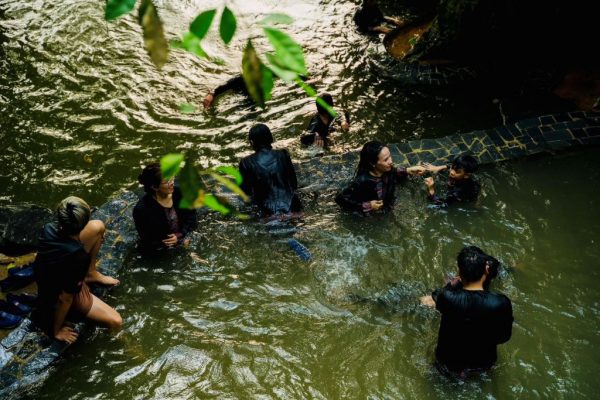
[300,93,349,148]
[423,154,481,207]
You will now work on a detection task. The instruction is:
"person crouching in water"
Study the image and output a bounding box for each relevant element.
[239,123,302,218]
[32,197,121,344]
[300,93,349,148]
[133,163,198,252]
[335,141,425,214]
[423,154,481,207]
[422,246,514,377]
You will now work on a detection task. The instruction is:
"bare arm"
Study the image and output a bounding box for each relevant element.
[53,291,78,343]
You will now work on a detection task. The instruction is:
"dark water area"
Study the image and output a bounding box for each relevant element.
[1,0,599,399]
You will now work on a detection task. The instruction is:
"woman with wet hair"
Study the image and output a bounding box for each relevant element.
[335,141,426,213]
[32,196,122,344]
[132,163,198,252]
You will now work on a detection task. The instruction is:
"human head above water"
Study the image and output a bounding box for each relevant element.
[138,163,163,194]
[456,245,493,284]
[449,154,478,180]
[248,123,274,151]
[316,93,334,116]
[56,196,91,236]
[357,140,393,175]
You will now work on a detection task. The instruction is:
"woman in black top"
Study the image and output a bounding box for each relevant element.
[32,196,122,344]
[133,163,198,252]
[335,141,425,213]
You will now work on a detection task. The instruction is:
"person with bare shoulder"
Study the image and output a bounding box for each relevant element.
[31,197,121,344]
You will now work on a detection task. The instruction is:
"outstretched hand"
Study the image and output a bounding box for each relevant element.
[203,93,214,109]
[420,295,436,308]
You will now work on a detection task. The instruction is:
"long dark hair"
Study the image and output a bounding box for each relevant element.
[356,140,386,176]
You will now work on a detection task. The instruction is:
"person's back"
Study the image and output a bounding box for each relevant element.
[33,222,89,331]
[239,124,302,216]
[435,287,513,372]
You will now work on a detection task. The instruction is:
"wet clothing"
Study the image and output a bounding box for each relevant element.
[301,114,332,146]
[239,147,302,216]
[432,284,513,373]
[32,223,91,335]
[429,176,480,207]
[132,187,198,252]
[354,4,385,33]
[335,167,408,213]
[213,76,247,97]
[212,75,307,102]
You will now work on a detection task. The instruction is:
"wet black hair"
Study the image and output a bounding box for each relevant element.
[357,140,387,175]
[249,123,273,150]
[451,154,479,174]
[316,93,334,116]
[138,163,162,193]
[456,245,489,284]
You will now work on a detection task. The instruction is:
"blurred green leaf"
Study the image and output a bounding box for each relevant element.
[105,0,136,21]
[207,172,249,202]
[170,32,208,58]
[242,40,271,108]
[160,153,184,180]
[138,0,169,69]
[179,103,196,113]
[408,36,418,46]
[203,193,231,214]
[296,78,337,118]
[265,52,298,81]
[219,7,237,45]
[259,13,294,26]
[263,27,307,76]
[178,158,203,209]
[190,9,216,39]
[214,166,243,185]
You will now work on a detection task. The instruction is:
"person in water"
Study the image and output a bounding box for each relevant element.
[133,163,198,252]
[423,154,481,207]
[203,75,309,109]
[354,0,405,34]
[239,123,302,217]
[300,93,349,147]
[422,246,514,377]
[32,197,122,344]
[335,141,426,213]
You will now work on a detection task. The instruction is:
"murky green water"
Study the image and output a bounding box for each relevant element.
[2,0,599,399]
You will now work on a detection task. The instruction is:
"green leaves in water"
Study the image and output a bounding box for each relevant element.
[105,0,137,21]
[219,7,237,45]
[160,153,184,180]
[190,9,216,40]
[242,41,273,108]
[138,0,169,69]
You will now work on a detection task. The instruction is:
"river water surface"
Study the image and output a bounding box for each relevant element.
[1,0,599,399]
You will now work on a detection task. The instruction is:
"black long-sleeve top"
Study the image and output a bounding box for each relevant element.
[429,176,480,208]
[433,285,513,373]
[239,148,302,216]
[335,167,408,213]
[132,187,198,252]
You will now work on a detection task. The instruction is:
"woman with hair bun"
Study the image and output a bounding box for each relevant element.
[32,196,121,344]
[132,163,198,252]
